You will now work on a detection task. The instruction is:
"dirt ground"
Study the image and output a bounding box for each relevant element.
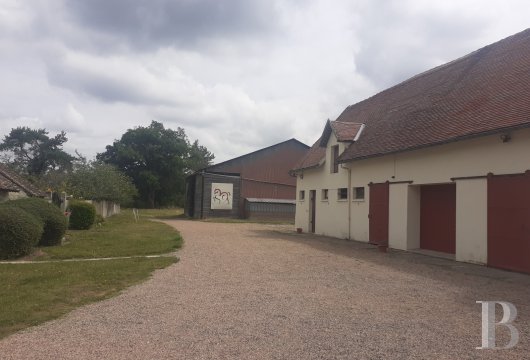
[1,220,529,359]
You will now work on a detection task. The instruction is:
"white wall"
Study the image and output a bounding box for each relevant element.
[455,179,487,264]
[295,133,350,239]
[296,127,530,264]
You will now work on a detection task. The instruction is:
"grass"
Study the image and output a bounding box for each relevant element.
[0,208,183,339]
[0,257,176,339]
[39,209,183,260]
[137,207,184,220]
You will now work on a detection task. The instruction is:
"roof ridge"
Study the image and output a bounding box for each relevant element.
[339,28,530,119]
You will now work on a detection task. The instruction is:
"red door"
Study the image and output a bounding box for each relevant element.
[420,184,456,254]
[369,183,389,245]
[309,190,316,233]
[488,174,530,273]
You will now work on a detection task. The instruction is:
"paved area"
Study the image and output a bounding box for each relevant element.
[1,220,530,359]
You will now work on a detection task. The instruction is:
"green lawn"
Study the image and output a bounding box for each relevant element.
[0,257,176,339]
[0,209,183,339]
[40,209,183,260]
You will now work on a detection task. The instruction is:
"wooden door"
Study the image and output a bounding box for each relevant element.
[309,190,316,233]
[488,174,530,273]
[369,183,389,245]
[420,184,456,254]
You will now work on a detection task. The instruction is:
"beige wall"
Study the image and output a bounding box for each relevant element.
[295,127,530,264]
[455,179,487,264]
[295,134,350,238]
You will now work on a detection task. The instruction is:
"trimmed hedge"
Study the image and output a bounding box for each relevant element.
[68,201,96,230]
[8,198,67,246]
[0,206,43,259]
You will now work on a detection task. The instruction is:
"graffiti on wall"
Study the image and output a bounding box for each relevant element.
[211,183,233,210]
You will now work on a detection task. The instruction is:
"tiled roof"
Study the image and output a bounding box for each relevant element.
[292,138,326,171]
[0,173,21,192]
[0,164,46,197]
[319,120,364,146]
[337,28,530,162]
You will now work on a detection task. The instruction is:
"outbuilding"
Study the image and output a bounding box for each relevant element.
[0,164,46,202]
[186,138,309,220]
[292,29,530,274]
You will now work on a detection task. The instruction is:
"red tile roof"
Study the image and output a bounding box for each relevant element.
[337,29,530,162]
[292,138,327,171]
[0,164,46,197]
[0,173,21,192]
[320,120,364,145]
[293,121,364,171]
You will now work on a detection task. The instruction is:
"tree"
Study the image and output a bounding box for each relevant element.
[97,121,214,208]
[0,127,75,176]
[186,139,215,173]
[66,162,138,206]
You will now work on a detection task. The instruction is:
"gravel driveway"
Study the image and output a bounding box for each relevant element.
[1,220,530,359]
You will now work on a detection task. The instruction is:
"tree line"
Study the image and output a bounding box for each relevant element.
[0,121,214,208]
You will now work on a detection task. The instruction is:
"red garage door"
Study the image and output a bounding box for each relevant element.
[369,182,389,246]
[420,184,456,254]
[488,174,530,274]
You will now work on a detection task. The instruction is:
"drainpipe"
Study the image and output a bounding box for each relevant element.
[341,163,352,241]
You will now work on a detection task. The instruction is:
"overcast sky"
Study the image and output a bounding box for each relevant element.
[0,0,528,162]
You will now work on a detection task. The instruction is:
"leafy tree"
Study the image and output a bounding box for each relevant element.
[66,162,138,206]
[186,139,215,173]
[0,127,75,176]
[97,121,213,208]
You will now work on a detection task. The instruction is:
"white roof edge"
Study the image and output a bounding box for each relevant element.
[353,123,366,142]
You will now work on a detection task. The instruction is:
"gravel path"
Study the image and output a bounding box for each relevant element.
[1,220,530,359]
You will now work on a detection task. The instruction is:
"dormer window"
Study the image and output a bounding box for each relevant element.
[331,145,339,173]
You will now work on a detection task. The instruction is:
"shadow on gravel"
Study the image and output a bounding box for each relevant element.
[247,228,530,288]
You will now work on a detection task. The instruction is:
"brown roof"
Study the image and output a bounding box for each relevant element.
[320,120,364,145]
[0,164,46,197]
[292,138,327,171]
[336,29,530,162]
[0,173,21,192]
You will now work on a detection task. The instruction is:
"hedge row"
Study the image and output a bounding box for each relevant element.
[68,201,96,230]
[0,198,99,259]
[0,207,43,259]
[0,198,67,259]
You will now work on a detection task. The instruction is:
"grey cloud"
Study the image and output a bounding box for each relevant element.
[353,2,490,88]
[61,0,281,51]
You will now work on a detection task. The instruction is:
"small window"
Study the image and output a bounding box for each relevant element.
[353,187,365,201]
[331,145,339,173]
[321,189,328,201]
[299,190,305,201]
[337,188,348,200]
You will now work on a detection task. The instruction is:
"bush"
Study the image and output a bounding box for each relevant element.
[68,201,96,230]
[8,198,67,246]
[0,206,43,259]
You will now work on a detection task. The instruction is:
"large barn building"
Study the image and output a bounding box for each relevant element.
[186,138,309,220]
[292,29,530,274]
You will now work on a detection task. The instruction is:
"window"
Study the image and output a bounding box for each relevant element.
[299,190,305,201]
[331,145,339,173]
[353,187,365,201]
[321,189,328,201]
[337,187,348,200]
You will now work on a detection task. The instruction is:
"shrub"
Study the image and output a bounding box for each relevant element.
[8,198,67,246]
[68,201,96,230]
[0,206,43,259]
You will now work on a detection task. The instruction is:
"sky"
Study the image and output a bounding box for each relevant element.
[0,1,528,163]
